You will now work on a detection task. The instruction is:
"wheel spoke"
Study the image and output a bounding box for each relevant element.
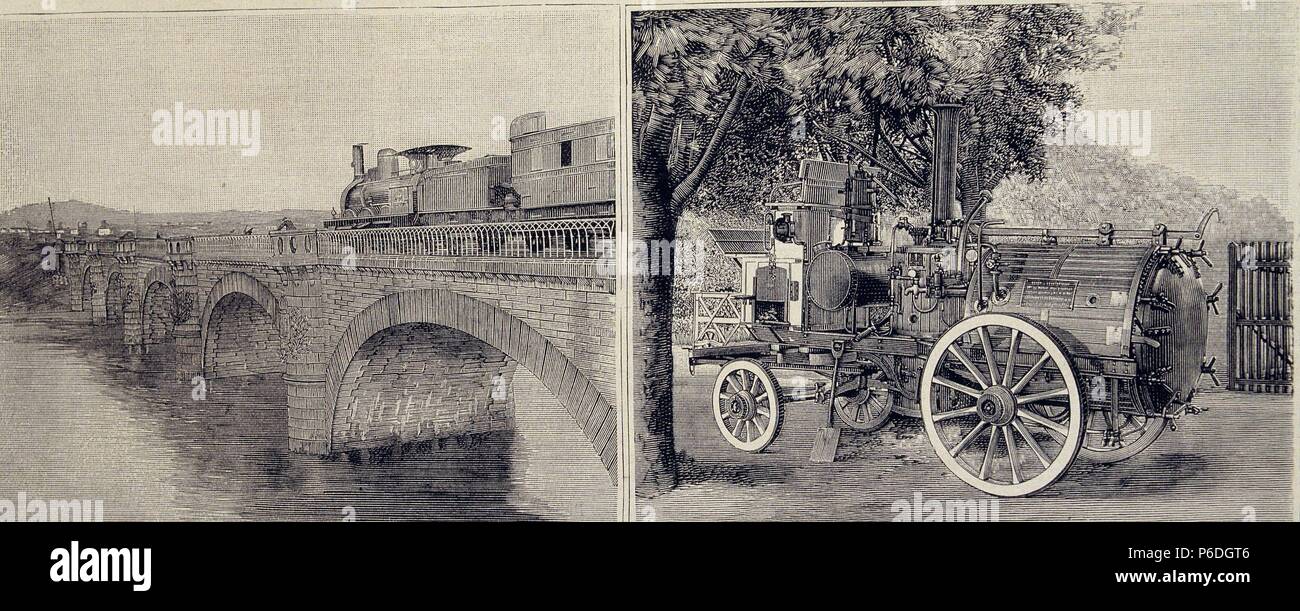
[731,419,745,441]
[1018,409,1069,436]
[718,392,734,404]
[945,344,990,389]
[1002,329,1021,387]
[933,405,978,422]
[949,421,988,458]
[752,391,768,404]
[980,425,1000,480]
[1011,417,1053,468]
[977,326,1000,385]
[727,372,744,393]
[1010,352,1052,394]
[932,376,982,398]
[1018,387,1070,406]
[749,372,762,394]
[1003,425,1022,484]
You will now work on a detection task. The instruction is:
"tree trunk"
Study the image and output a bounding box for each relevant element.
[632,75,750,497]
[633,108,682,497]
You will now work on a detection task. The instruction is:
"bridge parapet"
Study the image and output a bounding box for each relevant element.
[191,234,273,262]
[184,219,616,277]
[113,237,169,260]
[315,219,614,260]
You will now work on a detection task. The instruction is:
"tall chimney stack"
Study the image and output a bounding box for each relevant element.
[351,144,366,178]
[929,104,962,239]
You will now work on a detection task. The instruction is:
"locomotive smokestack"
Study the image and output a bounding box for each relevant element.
[929,104,962,233]
[351,144,366,178]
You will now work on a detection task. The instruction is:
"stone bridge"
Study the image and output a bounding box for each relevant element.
[55,220,619,478]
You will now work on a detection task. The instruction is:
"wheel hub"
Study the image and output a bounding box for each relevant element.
[728,391,756,420]
[976,385,1018,426]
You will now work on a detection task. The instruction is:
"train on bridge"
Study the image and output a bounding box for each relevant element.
[690,103,1220,497]
[328,112,614,230]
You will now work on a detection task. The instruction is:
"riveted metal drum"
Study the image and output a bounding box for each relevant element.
[969,242,1209,417]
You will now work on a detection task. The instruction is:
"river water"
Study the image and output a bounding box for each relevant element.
[0,307,616,521]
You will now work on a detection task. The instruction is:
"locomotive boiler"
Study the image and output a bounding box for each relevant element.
[689,103,1219,497]
[327,112,615,229]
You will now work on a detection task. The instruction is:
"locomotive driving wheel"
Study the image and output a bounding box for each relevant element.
[833,354,894,432]
[712,359,785,452]
[921,313,1084,497]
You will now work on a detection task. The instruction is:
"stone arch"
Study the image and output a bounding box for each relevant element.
[78,263,96,315]
[140,280,177,353]
[323,289,618,476]
[198,272,283,379]
[104,272,126,325]
[97,260,125,326]
[126,264,173,347]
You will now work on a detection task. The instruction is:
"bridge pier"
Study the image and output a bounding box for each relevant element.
[89,284,107,325]
[286,370,330,455]
[173,320,202,378]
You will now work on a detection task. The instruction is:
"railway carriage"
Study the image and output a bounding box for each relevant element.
[689,104,1219,497]
[327,112,615,230]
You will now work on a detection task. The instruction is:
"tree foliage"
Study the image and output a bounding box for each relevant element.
[632,5,1139,220]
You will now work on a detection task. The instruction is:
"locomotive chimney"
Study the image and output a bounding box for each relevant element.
[929,104,962,237]
[351,143,366,178]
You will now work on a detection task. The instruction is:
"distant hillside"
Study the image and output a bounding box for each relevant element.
[0,200,332,236]
[990,147,1293,242]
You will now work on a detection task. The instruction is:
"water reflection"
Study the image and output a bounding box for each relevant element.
[0,310,615,521]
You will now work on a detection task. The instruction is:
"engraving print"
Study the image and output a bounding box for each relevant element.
[1,5,621,521]
[631,2,1294,521]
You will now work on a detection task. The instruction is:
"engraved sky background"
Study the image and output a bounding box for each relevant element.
[1074,0,1297,208]
[0,2,1295,214]
[0,6,619,213]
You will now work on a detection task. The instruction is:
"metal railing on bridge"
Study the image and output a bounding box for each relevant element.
[315,219,614,260]
[190,234,274,261]
[185,219,615,264]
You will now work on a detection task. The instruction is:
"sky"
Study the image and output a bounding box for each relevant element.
[0,5,620,213]
[1072,0,1297,206]
[0,1,1295,214]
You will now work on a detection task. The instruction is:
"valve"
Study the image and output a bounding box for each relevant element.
[1202,356,1221,387]
[1205,282,1224,315]
[1138,366,1174,385]
[1139,293,1176,312]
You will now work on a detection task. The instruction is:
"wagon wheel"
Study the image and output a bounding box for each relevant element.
[712,359,785,452]
[833,355,894,432]
[921,313,1084,497]
[1077,408,1165,463]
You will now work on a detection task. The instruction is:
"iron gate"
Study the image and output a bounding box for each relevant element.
[1227,241,1292,393]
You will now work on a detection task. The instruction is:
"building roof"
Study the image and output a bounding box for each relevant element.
[709,228,768,256]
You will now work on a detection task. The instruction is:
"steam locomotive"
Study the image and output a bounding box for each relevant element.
[690,103,1219,497]
[327,112,614,229]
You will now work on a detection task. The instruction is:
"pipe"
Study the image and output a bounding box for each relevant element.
[351,144,366,178]
[930,104,962,236]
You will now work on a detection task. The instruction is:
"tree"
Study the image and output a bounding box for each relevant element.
[631,5,1136,495]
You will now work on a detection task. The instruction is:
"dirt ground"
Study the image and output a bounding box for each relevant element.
[639,348,1295,522]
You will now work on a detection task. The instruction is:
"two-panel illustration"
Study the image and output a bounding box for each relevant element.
[1,1,1294,523]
